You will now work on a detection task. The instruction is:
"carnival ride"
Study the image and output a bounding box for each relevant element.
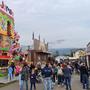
[0,1,20,76]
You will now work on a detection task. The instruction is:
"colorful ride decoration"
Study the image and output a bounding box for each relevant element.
[0,1,14,39]
[0,1,15,54]
[0,1,20,73]
[9,31,20,57]
[0,1,21,54]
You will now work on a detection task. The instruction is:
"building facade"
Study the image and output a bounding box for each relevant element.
[86,42,90,68]
[29,38,50,64]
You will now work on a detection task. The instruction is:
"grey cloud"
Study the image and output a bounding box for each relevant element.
[3,0,90,48]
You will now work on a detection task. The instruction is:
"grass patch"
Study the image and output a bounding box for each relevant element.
[0,72,7,77]
[0,74,7,77]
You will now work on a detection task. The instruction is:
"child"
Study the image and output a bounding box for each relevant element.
[30,69,36,90]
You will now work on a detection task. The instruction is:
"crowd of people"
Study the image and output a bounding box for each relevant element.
[7,60,90,90]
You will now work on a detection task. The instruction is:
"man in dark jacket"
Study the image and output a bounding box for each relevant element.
[63,64,72,90]
[42,63,52,90]
[20,62,29,90]
[79,63,84,83]
[80,63,89,90]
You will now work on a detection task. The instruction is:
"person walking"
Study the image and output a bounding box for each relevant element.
[79,63,84,83]
[42,63,52,90]
[63,63,72,90]
[75,62,80,74]
[20,62,29,90]
[8,65,13,81]
[57,64,63,86]
[30,69,36,90]
[81,63,89,90]
[52,64,58,84]
[18,66,22,90]
[11,62,15,78]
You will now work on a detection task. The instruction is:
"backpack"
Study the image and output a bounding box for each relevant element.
[21,66,29,80]
[21,71,25,80]
[58,68,63,75]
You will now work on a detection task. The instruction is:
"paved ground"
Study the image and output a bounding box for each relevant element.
[0,76,18,84]
[0,75,88,90]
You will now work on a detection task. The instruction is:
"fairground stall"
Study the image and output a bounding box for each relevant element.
[0,1,19,77]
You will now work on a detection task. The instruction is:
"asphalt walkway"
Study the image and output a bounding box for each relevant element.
[0,75,89,90]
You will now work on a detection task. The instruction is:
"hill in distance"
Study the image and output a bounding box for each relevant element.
[49,48,85,56]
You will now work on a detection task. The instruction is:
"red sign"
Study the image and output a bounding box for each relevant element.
[0,55,11,59]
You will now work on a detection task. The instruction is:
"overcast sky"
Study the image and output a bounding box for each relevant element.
[2,0,90,48]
